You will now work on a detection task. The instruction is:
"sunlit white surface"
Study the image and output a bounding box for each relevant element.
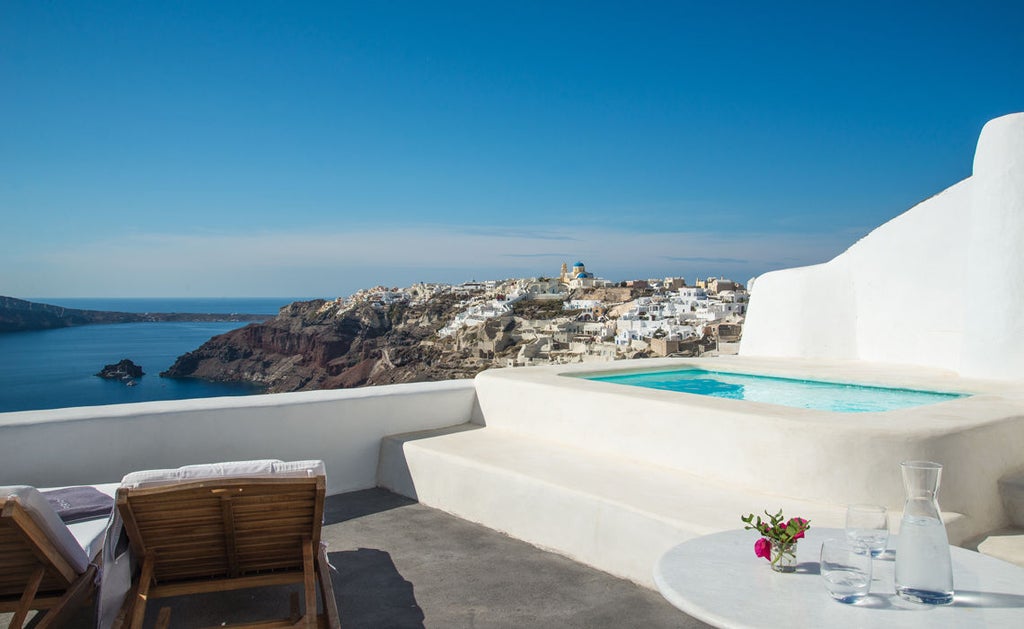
[655,528,1024,628]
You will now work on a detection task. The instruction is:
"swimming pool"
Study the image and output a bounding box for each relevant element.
[584,368,967,412]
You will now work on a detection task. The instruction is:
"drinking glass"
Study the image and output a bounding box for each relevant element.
[820,538,873,603]
[845,504,889,557]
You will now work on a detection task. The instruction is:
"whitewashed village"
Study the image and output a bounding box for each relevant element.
[330,260,747,368]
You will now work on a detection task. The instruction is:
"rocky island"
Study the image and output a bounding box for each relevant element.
[97,359,145,381]
[162,269,745,394]
[0,296,274,333]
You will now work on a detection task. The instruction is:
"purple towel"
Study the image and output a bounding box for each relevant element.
[42,486,114,523]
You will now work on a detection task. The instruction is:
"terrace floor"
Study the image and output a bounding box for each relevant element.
[9,488,708,628]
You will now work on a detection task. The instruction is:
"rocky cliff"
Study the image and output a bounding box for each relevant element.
[161,296,488,392]
[160,283,711,394]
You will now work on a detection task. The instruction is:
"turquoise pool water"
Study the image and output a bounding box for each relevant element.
[584,369,966,413]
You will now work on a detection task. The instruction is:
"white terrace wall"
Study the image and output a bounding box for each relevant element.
[0,380,479,495]
[741,113,1024,380]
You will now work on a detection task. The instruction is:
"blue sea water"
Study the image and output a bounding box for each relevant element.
[0,298,311,413]
[585,369,967,413]
[29,297,297,315]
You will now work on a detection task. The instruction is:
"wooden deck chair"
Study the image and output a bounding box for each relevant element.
[1,484,118,628]
[113,460,340,629]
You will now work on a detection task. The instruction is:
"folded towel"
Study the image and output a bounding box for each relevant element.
[42,486,114,523]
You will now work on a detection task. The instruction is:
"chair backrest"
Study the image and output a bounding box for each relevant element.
[1,488,87,602]
[115,461,326,584]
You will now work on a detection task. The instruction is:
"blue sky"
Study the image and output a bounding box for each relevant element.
[2,1,1022,298]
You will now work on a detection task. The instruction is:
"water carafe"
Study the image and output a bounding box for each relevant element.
[894,460,954,604]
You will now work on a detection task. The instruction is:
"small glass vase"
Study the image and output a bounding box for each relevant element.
[770,539,798,572]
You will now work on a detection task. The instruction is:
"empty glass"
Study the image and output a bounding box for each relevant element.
[845,504,889,557]
[820,538,872,603]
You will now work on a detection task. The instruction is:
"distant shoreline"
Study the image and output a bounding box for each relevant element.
[0,296,274,333]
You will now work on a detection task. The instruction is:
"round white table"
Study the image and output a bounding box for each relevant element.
[654,528,1024,628]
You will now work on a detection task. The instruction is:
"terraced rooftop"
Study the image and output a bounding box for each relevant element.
[2,489,706,628]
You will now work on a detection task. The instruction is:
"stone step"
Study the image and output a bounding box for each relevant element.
[469,364,994,532]
[973,528,1024,568]
[377,424,961,588]
[999,473,1024,527]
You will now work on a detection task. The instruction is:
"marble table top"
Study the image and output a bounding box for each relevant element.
[654,527,1024,628]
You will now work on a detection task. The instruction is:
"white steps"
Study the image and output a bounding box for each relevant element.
[999,473,1024,527]
[379,424,858,587]
[973,528,1024,568]
[969,473,1024,567]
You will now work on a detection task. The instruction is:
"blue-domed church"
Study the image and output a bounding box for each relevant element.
[559,261,595,285]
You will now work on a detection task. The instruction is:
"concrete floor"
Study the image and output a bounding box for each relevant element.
[7,488,708,628]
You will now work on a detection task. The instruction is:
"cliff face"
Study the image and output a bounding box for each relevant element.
[161,296,487,392]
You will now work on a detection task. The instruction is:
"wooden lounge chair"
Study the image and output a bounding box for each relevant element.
[1,484,118,628]
[112,460,340,629]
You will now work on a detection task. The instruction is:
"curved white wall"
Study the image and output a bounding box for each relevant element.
[742,113,1024,379]
[961,114,1024,378]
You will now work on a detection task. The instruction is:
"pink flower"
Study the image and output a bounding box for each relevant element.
[788,517,808,540]
[754,537,771,560]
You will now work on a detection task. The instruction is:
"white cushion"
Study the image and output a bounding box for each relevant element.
[1,485,91,574]
[119,459,326,488]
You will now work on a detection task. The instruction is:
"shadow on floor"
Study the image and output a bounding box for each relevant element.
[5,488,704,628]
[323,490,425,627]
[324,488,416,525]
[330,548,425,629]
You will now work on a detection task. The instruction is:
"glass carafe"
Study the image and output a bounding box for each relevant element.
[894,460,954,604]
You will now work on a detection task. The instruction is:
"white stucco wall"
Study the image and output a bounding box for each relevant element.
[0,380,479,495]
[741,113,1024,379]
[961,113,1024,378]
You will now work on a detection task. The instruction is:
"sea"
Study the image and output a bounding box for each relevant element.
[0,298,311,413]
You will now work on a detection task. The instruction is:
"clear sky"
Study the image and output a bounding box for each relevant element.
[2,1,1022,298]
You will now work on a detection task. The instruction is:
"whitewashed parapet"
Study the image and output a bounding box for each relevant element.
[0,379,479,494]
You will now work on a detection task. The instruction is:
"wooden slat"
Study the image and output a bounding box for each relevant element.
[301,540,316,629]
[2,503,78,586]
[9,565,45,628]
[234,516,314,531]
[316,543,340,629]
[149,571,304,598]
[127,477,316,499]
[236,544,303,556]
[128,554,156,629]
[236,539,308,553]
[35,564,97,629]
[117,491,150,562]
[311,477,326,548]
[117,475,328,627]
[1,498,95,623]
[221,494,240,578]
[232,498,316,513]
[198,618,304,629]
